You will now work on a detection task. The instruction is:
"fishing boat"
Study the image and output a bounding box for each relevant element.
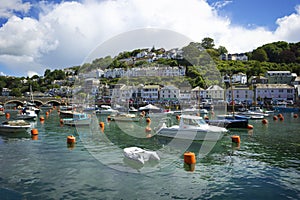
[123,147,160,164]
[0,120,31,133]
[62,113,91,126]
[206,119,249,129]
[155,115,228,141]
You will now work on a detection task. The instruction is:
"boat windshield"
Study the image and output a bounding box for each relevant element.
[183,118,206,126]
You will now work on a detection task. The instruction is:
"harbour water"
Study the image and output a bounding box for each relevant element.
[0,109,299,199]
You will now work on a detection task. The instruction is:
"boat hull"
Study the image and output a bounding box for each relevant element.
[156,128,224,141]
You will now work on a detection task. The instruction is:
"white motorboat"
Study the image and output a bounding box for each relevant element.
[0,120,31,133]
[156,115,228,141]
[95,105,118,115]
[17,109,37,120]
[123,147,160,164]
[111,113,139,122]
[62,113,91,126]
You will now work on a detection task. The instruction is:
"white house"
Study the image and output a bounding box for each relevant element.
[160,85,180,100]
[141,85,160,100]
[255,84,295,101]
[225,86,253,103]
[206,85,224,100]
[191,86,206,100]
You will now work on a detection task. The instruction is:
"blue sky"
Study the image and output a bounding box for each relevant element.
[0,0,300,77]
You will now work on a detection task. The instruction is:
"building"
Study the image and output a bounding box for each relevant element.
[255,84,295,101]
[191,86,206,100]
[265,71,296,84]
[225,86,253,103]
[220,53,248,61]
[141,85,160,101]
[206,85,224,100]
[248,76,268,84]
[2,88,11,96]
[160,85,180,100]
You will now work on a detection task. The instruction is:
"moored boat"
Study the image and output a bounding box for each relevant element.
[155,115,228,141]
[62,113,91,126]
[123,147,160,164]
[0,120,31,133]
[17,109,37,120]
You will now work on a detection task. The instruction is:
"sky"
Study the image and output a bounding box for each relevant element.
[0,0,300,77]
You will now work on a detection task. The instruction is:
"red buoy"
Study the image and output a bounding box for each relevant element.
[262,119,268,124]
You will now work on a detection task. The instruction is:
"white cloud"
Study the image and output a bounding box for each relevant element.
[211,0,233,10]
[0,0,299,76]
[274,5,300,42]
[0,0,31,18]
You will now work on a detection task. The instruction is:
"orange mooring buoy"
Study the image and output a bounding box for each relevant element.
[146,117,151,124]
[262,119,268,124]
[277,113,283,118]
[99,122,105,129]
[5,112,10,119]
[145,126,152,133]
[247,124,253,129]
[279,116,284,121]
[273,115,278,120]
[107,116,111,122]
[59,119,64,125]
[293,114,298,118]
[231,135,240,143]
[184,152,196,165]
[31,129,39,135]
[40,116,45,122]
[67,135,76,144]
[176,115,180,121]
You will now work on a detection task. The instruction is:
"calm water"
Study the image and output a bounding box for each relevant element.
[0,109,299,199]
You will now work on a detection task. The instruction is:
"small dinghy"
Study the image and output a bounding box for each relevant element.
[123,147,160,164]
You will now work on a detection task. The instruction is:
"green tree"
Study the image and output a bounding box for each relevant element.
[217,46,228,55]
[252,48,268,62]
[201,37,215,49]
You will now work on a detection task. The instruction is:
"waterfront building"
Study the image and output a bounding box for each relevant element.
[160,85,180,101]
[255,84,295,101]
[141,85,160,101]
[225,86,253,103]
[191,86,206,100]
[206,85,224,100]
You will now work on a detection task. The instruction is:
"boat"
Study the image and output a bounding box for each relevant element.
[273,102,300,113]
[110,113,139,122]
[59,110,81,118]
[217,114,250,120]
[17,109,37,120]
[206,119,249,129]
[182,107,208,115]
[123,147,160,164]
[62,113,91,126]
[95,105,118,115]
[155,115,228,141]
[0,120,31,133]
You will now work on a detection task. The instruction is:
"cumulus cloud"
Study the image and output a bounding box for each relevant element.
[0,0,31,18]
[0,0,299,76]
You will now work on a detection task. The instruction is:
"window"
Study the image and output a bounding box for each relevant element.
[279,89,283,93]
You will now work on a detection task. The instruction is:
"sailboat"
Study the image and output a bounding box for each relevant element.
[23,85,40,115]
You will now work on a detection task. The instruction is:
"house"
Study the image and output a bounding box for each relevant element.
[160,85,180,101]
[225,86,253,103]
[220,53,248,61]
[84,78,100,95]
[223,73,248,85]
[255,84,295,102]
[2,88,11,96]
[141,85,160,101]
[191,86,206,100]
[206,85,224,100]
[265,71,296,84]
[248,76,268,84]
